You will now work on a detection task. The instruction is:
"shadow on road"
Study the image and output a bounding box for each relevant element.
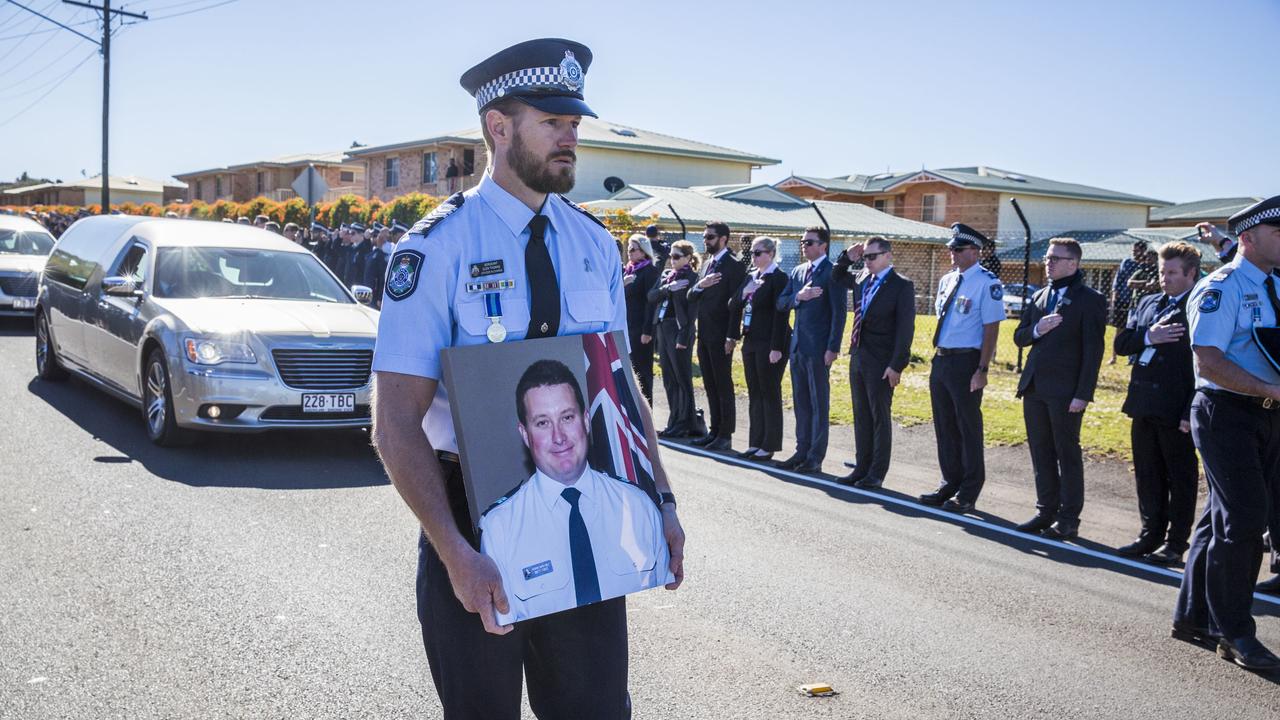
[661,441,1280,619]
[0,316,34,336]
[27,375,389,490]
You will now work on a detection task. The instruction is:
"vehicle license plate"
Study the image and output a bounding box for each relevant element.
[11,297,35,310]
[302,393,355,413]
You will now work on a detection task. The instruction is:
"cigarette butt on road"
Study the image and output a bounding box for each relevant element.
[798,683,838,697]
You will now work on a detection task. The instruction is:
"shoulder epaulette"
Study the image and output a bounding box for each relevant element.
[480,479,526,518]
[409,192,466,237]
[980,267,999,280]
[1206,266,1234,282]
[558,194,606,229]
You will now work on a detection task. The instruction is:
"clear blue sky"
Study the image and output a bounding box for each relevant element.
[0,0,1275,204]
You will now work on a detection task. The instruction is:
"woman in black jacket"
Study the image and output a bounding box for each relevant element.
[648,240,700,437]
[728,236,791,460]
[623,234,661,405]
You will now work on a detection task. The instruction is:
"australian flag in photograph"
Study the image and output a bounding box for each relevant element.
[582,333,659,503]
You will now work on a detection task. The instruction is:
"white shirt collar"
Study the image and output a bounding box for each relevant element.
[532,464,595,513]
[477,170,556,238]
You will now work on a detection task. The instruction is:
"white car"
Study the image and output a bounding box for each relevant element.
[0,214,56,316]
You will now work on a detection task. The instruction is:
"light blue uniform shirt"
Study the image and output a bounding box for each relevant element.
[1186,254,1280,392]
[372,172,627,452]
[934,262,1005,349]
[479,466,671,624]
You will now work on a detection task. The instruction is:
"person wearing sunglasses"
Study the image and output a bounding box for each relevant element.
[1011,237,1106,541]
[623,234,661,405]
[776,226,848,474]
[649,240,702,438]
[688,221,747,451]
[727,236,791,461]
[832,237,916,489]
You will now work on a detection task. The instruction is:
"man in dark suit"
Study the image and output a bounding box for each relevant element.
[832,237,916,488]
[1013,237,1107,540]
[688,221,747,451]
[1113,241,1201,565]
[777,226,848,474]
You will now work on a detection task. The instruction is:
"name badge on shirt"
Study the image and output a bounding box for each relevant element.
[522,560,554,580]
[470,259,505,278]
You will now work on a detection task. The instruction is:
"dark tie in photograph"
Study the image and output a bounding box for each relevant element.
[562,487,601,605]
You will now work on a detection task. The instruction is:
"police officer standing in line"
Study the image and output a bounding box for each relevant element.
[1113,241,1201,565]
[1172,196,1280,672]
[918,224,1004,513]
[370,38,686,719]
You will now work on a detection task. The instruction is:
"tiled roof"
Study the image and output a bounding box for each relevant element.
[779,166,1169,207]
[994,227,1222,267]
[3,175,184,194]
[1148,197,1263,222]
[176,151,356,178]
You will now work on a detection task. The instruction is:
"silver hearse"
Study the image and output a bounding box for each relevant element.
[0,214,56,316]
[35,215,380,445]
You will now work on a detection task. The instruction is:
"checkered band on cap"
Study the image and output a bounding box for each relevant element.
[475,66,580,111]
[953,229,984,245]
[1231,207,1280,235]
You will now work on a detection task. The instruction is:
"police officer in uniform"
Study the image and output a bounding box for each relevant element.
[919,224,1005,512]
[370,38,686,719]
[1172,195,1280,672]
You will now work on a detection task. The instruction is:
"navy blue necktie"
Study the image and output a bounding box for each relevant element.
[1045,287,1060,314]
[561,487,601,606]
[525,215,559,338]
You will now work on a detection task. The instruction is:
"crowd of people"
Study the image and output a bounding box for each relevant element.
[623,201,1280,672]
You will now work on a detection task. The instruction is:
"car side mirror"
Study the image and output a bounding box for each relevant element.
[103,276,143,298]
[351,284,374,305]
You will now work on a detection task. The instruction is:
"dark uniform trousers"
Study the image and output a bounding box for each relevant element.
[629,331,655,406]
[928,350,986,503]
[417,458,629,720]
[1130,415,1199,551]
[742,346,786,452]
[697,338,735,439]
[1175,392,1280,642]
[790,354,831,464]
[1022,390,1086,524]
[850,358,895,480]
[657,317,696,433]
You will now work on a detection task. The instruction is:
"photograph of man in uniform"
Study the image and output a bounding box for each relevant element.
[479,359,672,624]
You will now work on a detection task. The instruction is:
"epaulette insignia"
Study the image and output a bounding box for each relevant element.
[480,480,526,517]
[409,192,466,237]
[1207,266,1235,283]
[558,194,606,229]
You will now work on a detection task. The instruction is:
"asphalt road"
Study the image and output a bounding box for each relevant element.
[2,317,1278,719]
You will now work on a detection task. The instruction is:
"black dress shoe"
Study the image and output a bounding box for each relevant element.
[1015,515,1055,534]
[941,498,975,513]
[835,472,863,486]
[918,490,950,507]
[853,476,883,489]
[1144,544,1185,566]
[1041,522,1079,541]
[737,448,760,459]
[1257,574,1280,595]
[690,434,716,446]
[705,437,732,452]
[774,454,804,470]
[751,452,774,462]
[1171,621,1220,650]
[658,427,689,439]
[1116,538,1160,557]
[1217,637,1280,672]
[794,462,823,474]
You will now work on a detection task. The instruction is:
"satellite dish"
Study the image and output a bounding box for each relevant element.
[603,176,625,193]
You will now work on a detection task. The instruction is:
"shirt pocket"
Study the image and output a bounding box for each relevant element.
[608,546,658,577]
[457,295,531,338]
[510,555,572,602]
[565,289,612,331]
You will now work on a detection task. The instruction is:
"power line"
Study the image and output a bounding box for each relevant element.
[0,46,96,127]
[140,0,234,22]
[0,15,96,41]
[0,41,85,94]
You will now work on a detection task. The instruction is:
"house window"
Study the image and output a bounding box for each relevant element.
[423,152,438,183]
[921,193,946,222]
[195,181,202,200]
[385,157,400,187]
[463,149,475,176]
[339,171,354,183]
[873,198,894,214]
[256,171,265,194]
[215,176,222,197]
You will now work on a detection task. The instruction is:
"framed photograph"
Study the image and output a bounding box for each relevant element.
[441,331,673,624]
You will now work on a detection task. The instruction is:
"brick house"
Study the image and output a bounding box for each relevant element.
[174,151,365,204]
[2,175,186,207]
[346,117,780,203]
[776,167,1168,243]
[1146,197,1261,228]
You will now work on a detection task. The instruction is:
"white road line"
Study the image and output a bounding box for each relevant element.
[661,440,1280,608]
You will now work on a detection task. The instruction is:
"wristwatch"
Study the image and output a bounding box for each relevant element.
[978,365,989,373]
[659,492,677,509]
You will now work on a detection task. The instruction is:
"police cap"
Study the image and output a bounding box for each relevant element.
[349,222,366,233]
[947,223,988,249]
[460,38,596,118]
[1228,195,1280,236]
[390,220,409,234]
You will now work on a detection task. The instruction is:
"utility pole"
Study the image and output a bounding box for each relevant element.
[61,0,147,214]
